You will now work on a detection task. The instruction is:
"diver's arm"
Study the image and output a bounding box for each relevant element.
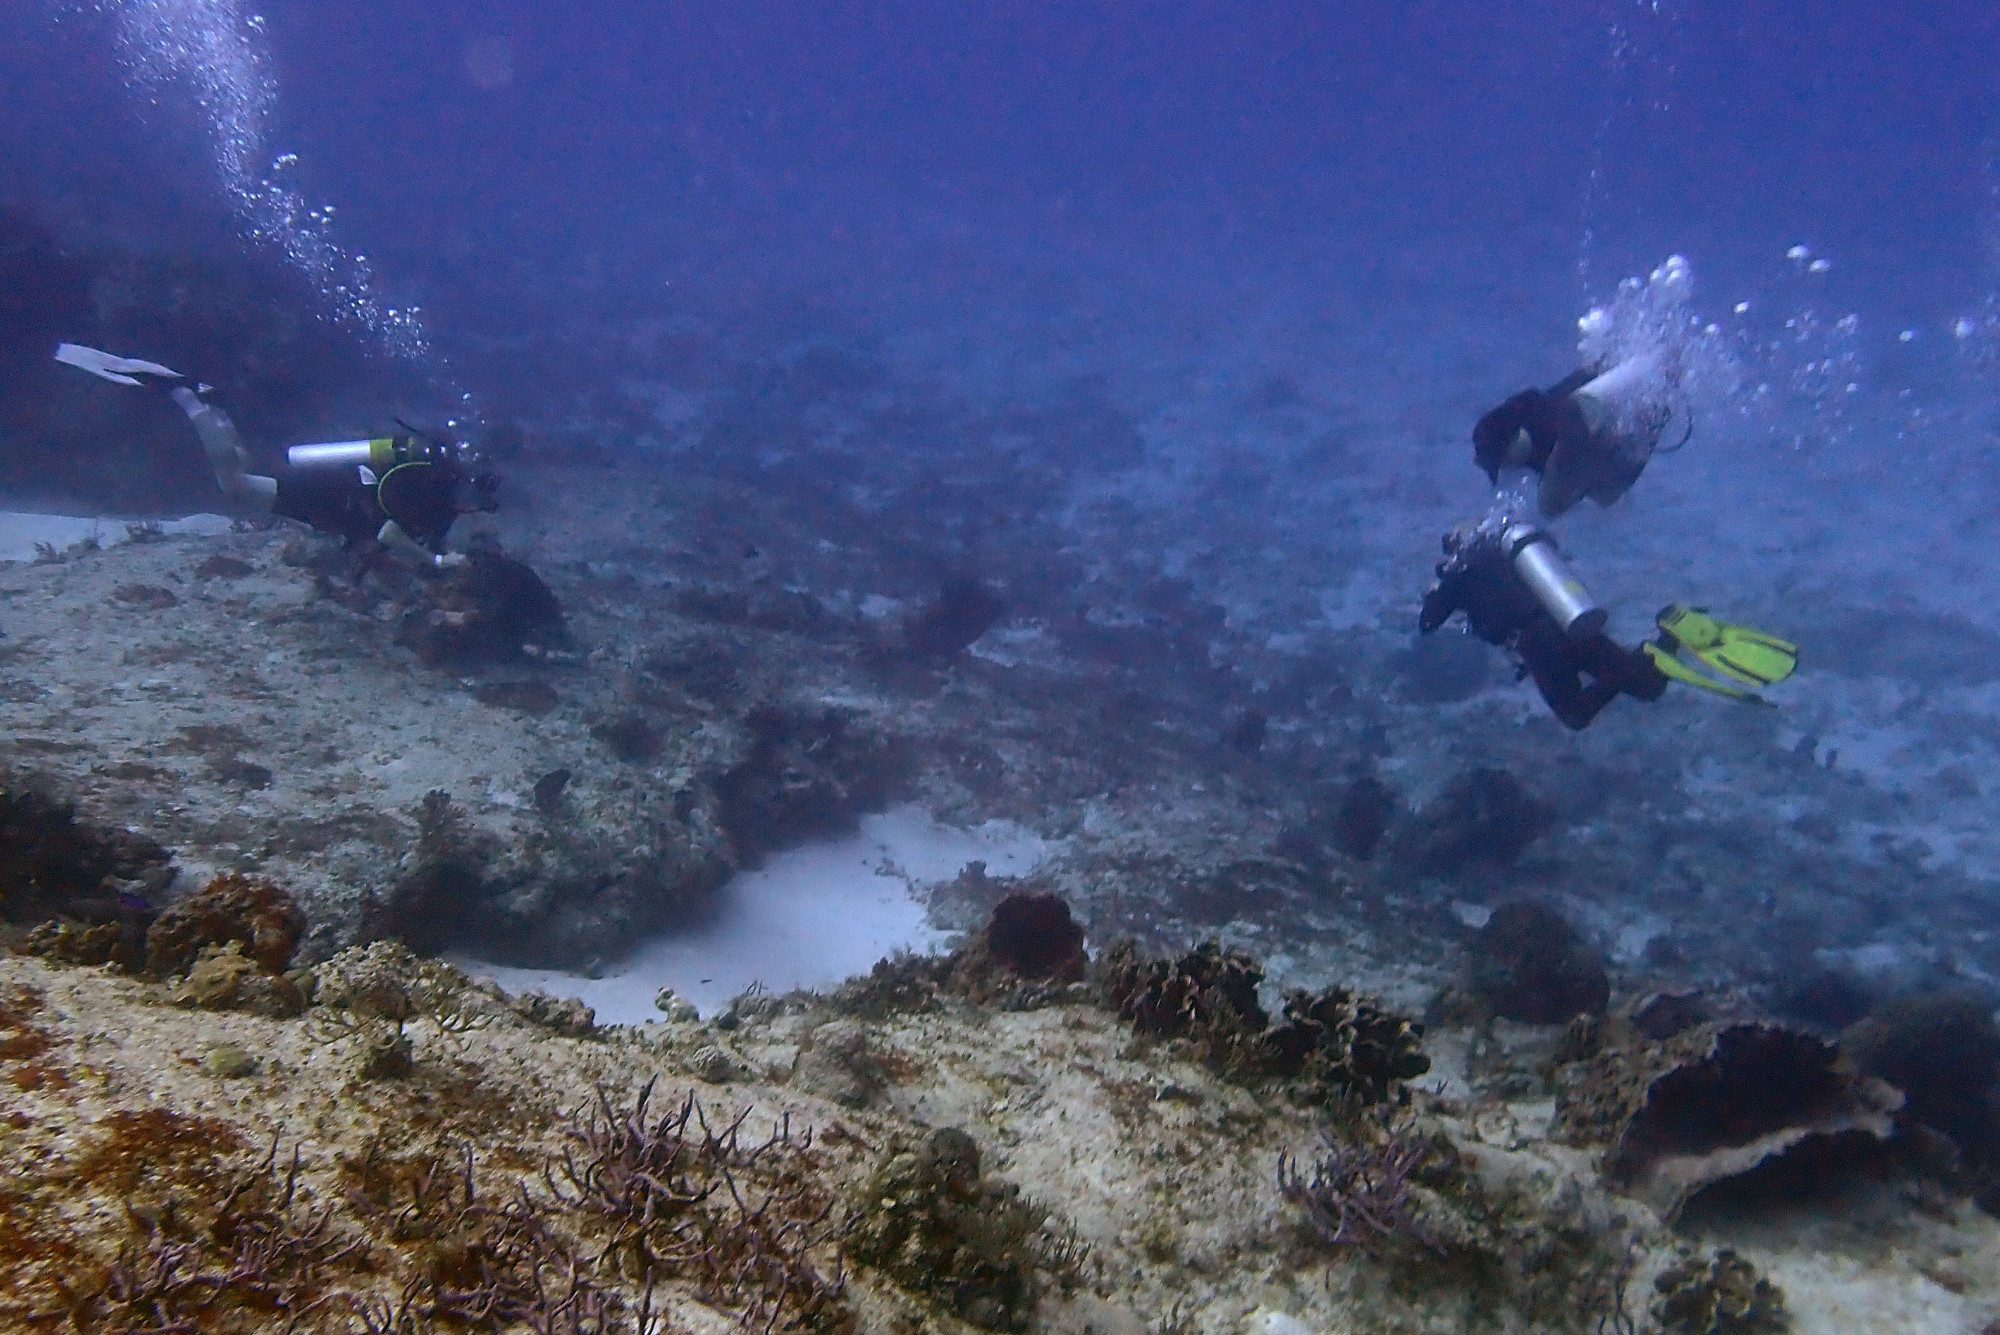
[376,520,466,573]
[1418,574,1464,633]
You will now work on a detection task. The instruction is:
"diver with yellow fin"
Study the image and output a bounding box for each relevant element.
[1419,518,1798,728]
[1643,605,1798,705]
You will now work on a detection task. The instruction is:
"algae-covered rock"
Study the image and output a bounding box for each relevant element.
[176,941,258,1007]
[848,1127,1082,1331]
[173,941,306,1016]
[790,1019,882,1106]
[687,1043,738,1083]
[1652,1249,1789,1334]
[1104,939,1428,1107]
[203,1042,258,1077]
[511,988,597,1037]
[0,774,173,937]
[147,871,307,976]
[1468,900,1609,1024]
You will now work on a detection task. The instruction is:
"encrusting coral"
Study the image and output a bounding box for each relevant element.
[1651,1249,1790,1334]
[1103,939,1430,1108]
[846,1126,1085,1332]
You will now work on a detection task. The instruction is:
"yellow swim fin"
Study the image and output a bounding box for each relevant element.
[1642,640,1772,706]
[1655,605,1798,688]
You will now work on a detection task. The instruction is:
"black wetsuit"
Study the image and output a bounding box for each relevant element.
[1419,531,1667,730]
[272,458,462,551]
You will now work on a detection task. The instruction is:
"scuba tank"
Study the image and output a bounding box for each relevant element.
[1501,523,1607,639]
[287,430,456,472]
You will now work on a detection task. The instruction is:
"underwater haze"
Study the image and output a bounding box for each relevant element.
[11,1,2000,1332]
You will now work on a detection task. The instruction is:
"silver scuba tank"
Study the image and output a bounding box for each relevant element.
[1502,523,1607,639]
[287,438,400,470]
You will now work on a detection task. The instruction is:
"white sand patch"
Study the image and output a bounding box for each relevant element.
[0,511,233,562]
[453,804,1051,1023]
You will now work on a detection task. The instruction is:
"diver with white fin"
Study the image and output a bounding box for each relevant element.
[56,343,497,571]
[1418,516,1797,729]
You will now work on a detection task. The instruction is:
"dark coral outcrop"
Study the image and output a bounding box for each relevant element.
[1103,940,1428,1108]
[1553,1021,1900,1220]
[145,871,308,976]
[1468,900,1609,1024]
[847,1127,1082,1332]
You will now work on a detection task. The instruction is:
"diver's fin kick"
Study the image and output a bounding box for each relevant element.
[55,344,272,504]
[54,343,185,387]
[1643,605,1798,705]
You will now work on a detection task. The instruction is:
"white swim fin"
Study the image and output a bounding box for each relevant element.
[54,343,184,387]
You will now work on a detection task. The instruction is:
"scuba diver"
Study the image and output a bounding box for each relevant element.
[1471,354,1684,519]
[54,343,498,571]
[1419,518,1797,729]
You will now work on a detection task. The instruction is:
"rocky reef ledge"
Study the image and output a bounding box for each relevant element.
[7,902,1999,1335]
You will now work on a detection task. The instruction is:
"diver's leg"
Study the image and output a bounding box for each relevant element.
[1521,627,1599,730]
[1576,635,1669,704]
[166,387,275,509]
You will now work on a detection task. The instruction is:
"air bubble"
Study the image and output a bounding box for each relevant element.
[82,0,429,361]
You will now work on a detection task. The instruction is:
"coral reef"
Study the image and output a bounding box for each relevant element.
[513,989,599,1038]
[0,772,172,967]
[1103,939,1269,1071]
[982,891,1087,982]
[716,704,907,863]
[1468,900,1610,1024]
[174,941,304,1017]
[400,549,566,668]
[1104,940,1429,1108]
[846,1127,1083,1332]
[311,940,500,1079]
[548,1080,849,1332]
[1264,986,1433,1108]
[1324,773,1398,861]
[788,1019,884,1107]
[145,871,308,976]
[1651,1249,1790,1334]
[54,1137,369,1334]
[341,1140,638,1335]
[369,789,492,956]
[1277,1120,1442,1256]
[946,888,1090,1006]
[1628,989,1709,1042]
[1843,989,2000,1171]
[1554,1021,1902,1219]
[894,578,1007,664]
